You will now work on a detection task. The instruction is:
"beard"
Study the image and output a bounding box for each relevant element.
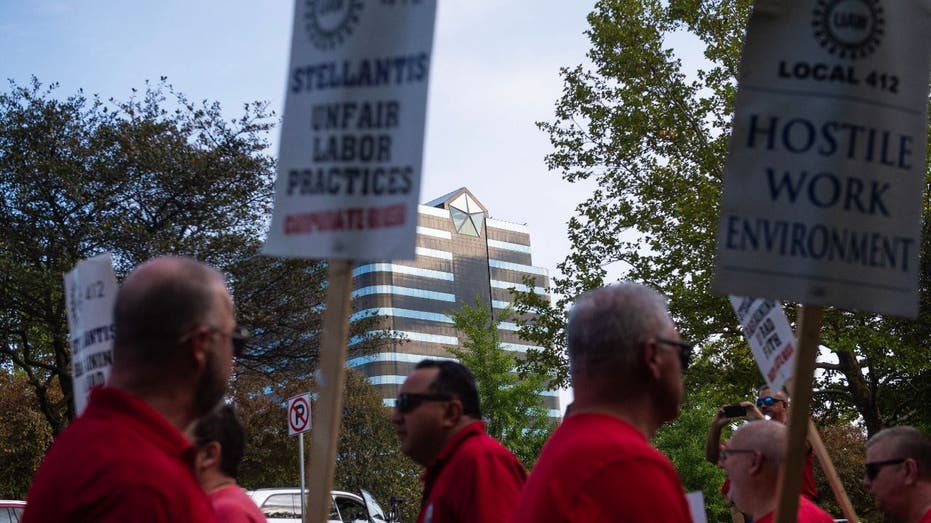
[193,347,228,417]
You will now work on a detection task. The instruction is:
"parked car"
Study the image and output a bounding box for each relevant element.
[247,488,393,523]
[0,500,26,523]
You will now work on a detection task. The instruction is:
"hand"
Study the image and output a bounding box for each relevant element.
[741,401,765,421]
[712,406,732,428]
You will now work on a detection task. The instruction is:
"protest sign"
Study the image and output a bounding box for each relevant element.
[714,3,931,521]
[263,0,437,260]
[728,296,796,393]
[713,1,931,318]
[63,253,118,416]
[265,3,437,522]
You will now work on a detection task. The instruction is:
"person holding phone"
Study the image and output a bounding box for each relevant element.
[705,387,818,505]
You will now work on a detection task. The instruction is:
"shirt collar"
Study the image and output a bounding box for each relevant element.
[421,420,485,481]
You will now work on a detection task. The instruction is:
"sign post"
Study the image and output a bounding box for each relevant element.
[777,305,822,523]
[287,392,313,519]
[714,2,931,523]
[63,253,118,416]
[264,2,437,522]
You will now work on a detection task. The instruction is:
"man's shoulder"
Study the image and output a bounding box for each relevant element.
[454,429,523,468]
[548,414,660,457]
[27,404,200,509]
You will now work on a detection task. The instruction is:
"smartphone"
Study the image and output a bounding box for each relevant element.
[723,405,748,418]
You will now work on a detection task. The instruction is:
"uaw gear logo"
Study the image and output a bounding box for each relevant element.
[812,0,885,60]
[304,0,364,51]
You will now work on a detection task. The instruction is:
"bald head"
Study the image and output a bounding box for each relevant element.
[723,420,787,516]
[113,256,229,369]
[731,420,786,468]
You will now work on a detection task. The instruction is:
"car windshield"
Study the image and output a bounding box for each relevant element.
[360,489,387,522]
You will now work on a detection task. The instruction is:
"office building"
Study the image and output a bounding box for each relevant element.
[347,187,559,417]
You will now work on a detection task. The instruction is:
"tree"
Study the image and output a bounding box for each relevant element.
[513,0,931,435]
[0,368,54,498]
[233,369,421,523]
[0,78,390,440]
[0,77,275,434]
[447,298,555,468]
[811,422,876,522]
[334,370,421,523]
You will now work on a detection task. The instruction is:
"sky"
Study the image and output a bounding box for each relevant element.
[1,0,598,284]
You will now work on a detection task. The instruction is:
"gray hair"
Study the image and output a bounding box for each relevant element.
[867,426,931,480]
[567,282,670,380]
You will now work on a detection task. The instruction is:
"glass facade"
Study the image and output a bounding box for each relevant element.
[349,188,558,419]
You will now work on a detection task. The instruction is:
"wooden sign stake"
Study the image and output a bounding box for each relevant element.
[304,259,353,523]
[774,305,823,523]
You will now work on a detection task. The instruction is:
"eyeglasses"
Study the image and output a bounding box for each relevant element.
[179,324,250,357]
[655,338,693,369]
[756,396,786,408]
[395,392,451,414]
[864,458,906,480]
[719,448,757,461]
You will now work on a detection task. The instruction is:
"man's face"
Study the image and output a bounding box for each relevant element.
[193,285,236,417]
[653,319,685,421]
[390,367,451,467]
[757,388,788,422]
[719,435,756,513]
[863,439,907,519]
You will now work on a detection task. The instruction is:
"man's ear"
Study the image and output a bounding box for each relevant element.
[644,340,662,380]
[903,458,919,485]
[188,327,209,373]
[442,398,464,427]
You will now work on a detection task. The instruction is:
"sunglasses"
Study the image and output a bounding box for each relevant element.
[864,458,906,480]
[178,324,250,357]
[655,338,693,370]
[395,392,451,414]
[756,396,786,407]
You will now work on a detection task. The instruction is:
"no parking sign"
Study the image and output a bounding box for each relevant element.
[287,393,312,436]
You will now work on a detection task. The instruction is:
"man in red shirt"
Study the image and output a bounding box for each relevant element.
[706,387,818,505]
[194,404,267,523]
[391,360,526,523]
[24,256,245,523]
[512,283,692,522]
[721,420,834,523]
[863,426,931,523]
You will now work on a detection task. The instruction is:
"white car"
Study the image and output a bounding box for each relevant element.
[247,488,392,523]
[0,500,26,523]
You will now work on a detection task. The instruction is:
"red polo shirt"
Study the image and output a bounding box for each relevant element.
[23,387,218,523]
[417,420,526,523]
[513,413,691,523]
